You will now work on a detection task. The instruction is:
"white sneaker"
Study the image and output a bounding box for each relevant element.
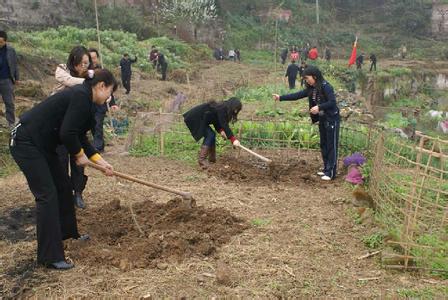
[321,175,332,181]
[317,171,325,176]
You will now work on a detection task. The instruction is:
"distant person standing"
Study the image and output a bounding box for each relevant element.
[88,48,118,154]
[218,48,224,61]
[213,48,220,61]
[290,48,299,62]
[0,30,19,128]
[369,53,377,71]
[280,48,288,65]
[285,60,299,89]
[298,61,307,87]
[155,50,168,81]
[324,47,331,62]
[228,49,235,61]
[308,46,318,60]
[119,53,137,94]
[53,46,92,210]
[302,44,310,59]
[235,49,241,62]
[356,54,364,70]
[401,45,407,59]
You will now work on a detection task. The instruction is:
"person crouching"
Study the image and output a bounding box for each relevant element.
[183,97,242,168]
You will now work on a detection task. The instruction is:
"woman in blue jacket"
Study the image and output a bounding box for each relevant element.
[273,65,340,181]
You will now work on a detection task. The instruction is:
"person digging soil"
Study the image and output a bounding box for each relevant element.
[9,69,117,270]
[183,97,242,169]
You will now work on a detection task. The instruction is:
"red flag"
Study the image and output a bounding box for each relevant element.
[348,38,358,67]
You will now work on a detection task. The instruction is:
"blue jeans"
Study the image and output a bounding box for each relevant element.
[202,126,216,147]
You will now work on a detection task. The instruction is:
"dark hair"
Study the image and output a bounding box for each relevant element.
[87,69,118,92]
[88,48,100,58]
[67,46,91,77]
[302,65,325,95]
[123,53,129,57]
[209,97,242,123]
[0,30,7,41]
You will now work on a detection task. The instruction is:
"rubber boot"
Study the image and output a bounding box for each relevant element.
[198,145,210,169]
[209,145,216,163]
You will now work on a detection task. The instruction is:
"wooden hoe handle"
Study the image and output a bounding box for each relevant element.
[237,144,272,163]
[87,162,192,199]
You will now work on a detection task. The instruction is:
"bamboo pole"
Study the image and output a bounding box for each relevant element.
[94,0,104,67]
[159,108,164,156]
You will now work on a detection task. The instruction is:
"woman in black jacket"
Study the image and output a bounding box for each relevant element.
[9,69,117,270]
[184,97,242,168]
[273,65,340,181]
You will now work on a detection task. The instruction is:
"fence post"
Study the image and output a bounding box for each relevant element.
[402,135,425,269]
[159,108,164,156]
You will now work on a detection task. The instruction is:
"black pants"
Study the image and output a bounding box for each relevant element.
[288,77,296,89]
[122,75,131,93]
[56,145,87,194]
[92,111,106,152]
[0,78,15,126]
[160,63,167,81]
[10,126,79,264]
[370,62,377,71]
[318,118,340,179]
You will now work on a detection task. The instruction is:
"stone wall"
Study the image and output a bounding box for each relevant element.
[0,0,84,28]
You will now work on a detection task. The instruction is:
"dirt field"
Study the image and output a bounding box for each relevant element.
[1,61,446,297]
[1,146,445,298]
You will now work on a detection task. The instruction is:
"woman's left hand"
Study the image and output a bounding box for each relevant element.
[310,105,319,115]
[220,131,227,139]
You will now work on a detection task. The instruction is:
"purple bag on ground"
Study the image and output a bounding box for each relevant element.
[346,165,364,185]
[343,152,366,167]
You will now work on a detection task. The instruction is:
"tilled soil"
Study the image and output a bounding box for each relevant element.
[1,152,446,298]
[66,197,248,270]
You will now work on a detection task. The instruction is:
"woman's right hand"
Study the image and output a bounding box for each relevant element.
[272,94,280,101]
[75,153,90,167]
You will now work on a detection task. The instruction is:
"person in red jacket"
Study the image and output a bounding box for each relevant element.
[308,46,319,60]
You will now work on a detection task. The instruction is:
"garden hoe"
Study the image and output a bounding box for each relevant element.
[235,143,282,179]
[87,162,195,207]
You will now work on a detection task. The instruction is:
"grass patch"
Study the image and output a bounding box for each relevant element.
[250,218,271,227]
[397,286,448,298]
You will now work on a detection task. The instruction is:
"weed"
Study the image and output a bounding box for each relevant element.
[362,232,384,249]
[250,218,271,227]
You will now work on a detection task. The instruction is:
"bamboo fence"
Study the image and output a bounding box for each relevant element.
[127,112,447,275]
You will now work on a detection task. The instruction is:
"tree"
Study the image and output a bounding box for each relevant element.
[160,0,218,40]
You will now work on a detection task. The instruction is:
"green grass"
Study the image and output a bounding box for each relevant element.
[9,26,210,72]
[397,286,448,298]
[362,232,385,249]
[250,218,271,227]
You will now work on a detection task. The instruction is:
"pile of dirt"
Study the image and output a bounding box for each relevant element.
[208,151,322,185]
[67,198,247,270]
